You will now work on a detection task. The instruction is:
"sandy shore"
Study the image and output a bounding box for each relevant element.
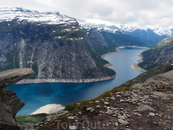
[131,54,147,72]
[101,51,119,58]
[104,63,113,68]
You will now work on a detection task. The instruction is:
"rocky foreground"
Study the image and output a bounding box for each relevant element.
[30,69,173,130]
[0,68,34,130]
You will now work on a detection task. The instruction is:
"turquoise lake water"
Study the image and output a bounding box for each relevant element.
[7,47,146,115]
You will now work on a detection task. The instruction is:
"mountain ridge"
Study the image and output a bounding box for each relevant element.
[0,7,117,82]
[78,19,172,43]
[0,7,160,83]
[138,36,173,70]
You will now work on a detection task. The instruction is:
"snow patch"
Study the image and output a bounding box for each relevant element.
[0,7,76,25]
[31,104,64,115]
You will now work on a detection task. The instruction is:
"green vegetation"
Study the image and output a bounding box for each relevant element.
[19,63,173,130]
[65,87,133,113]
[64,63,173,115]
[37,115,70,130]
[25,46,33,50]
[119,63,173,88]
[61,68,65,73]
[83,68,95,78]
[0,90,7,98]
[50,28,84,40]
[138,38,173,70]
[0,52,20,72]
[157,36,173,47]
[28,64,38,79]
[86,43,109,65]
[16,114,47,130]
[96,61,116,76]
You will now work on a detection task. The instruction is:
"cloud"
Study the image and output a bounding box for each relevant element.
[0,0,173,28]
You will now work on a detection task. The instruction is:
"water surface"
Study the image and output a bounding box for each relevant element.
[7,47,146,115]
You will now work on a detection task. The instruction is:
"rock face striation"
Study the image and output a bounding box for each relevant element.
[0,7,116,82]
[0,68,34,130]
[139,36,173,70]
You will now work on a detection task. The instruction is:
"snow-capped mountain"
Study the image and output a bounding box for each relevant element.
[0,7,77,25]
[77,19,173,41]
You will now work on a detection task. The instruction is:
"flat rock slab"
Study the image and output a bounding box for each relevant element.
[0,68,34,89]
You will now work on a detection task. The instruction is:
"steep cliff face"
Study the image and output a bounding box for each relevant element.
[0,68,33,130]
[139,36,173,70]
[0,8,116,81]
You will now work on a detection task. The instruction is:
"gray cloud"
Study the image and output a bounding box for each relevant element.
[1,0,173,28]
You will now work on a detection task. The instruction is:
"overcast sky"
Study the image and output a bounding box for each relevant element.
[1,0,173,28]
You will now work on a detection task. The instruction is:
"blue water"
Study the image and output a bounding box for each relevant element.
[7,47,146,115]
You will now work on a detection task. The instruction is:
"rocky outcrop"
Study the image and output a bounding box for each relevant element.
[0,68,34,130]
[34,68,173,130]
[139,36,173,70]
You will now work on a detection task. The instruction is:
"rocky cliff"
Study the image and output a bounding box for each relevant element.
[0,7,116,82]
[138,36,173,70]
[28,63,173,130]
[0,7,157,83]
[0,68,33,130]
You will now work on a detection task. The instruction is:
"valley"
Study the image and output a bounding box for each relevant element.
[0,7,173,130]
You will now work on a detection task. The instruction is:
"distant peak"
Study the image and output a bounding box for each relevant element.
[0,7,77,25]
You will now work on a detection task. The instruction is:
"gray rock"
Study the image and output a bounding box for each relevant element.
[133,112,142,116]
[95,100,100,103]
[110,97,116,100]
[0,68,34,90]
[137,104,155,112]
[90,109,95,112]
[118,115,126,120]
[68,116,75,119]
[0,68,34,130]
[149,112,155,116]
[96,105,101,108]
[118,119,129,125]
[106,110,113,115]
[104,102,109,105]
[86,107,92,111]
[69,125,77,130]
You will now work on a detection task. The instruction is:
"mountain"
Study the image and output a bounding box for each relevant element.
[138,36,173,70]
[100,31,156,48]
[78,19,172,44]
[0,7,116,82]
[0,7,160,82]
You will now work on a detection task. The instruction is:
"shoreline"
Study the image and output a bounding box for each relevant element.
[17,50,118,84]
[131,53,147,72]
[17,75,116,84]
[101,50,119,58]
[17,45,148,84]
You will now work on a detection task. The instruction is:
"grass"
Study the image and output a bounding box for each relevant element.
[65,87,133,113]
[65,63,173,114]
[16,114,47,130]
[16,114,47,124]
[37,86,134,129]
[119,62,173,88]
[34,63,173,130]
